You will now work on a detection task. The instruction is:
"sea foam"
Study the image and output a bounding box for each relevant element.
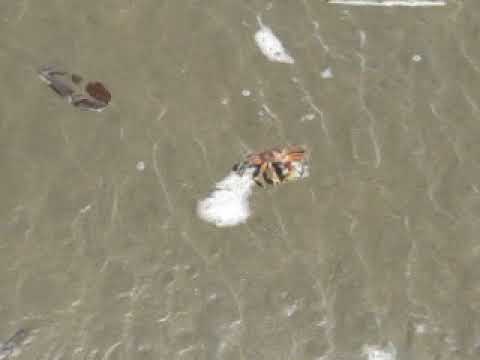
[254,17,294,64]
[197,169,255,227]
[327,0,445,6]
[362,343,397,360]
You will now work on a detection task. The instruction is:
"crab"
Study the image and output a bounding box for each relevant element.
[233,145,307,187]
[38,65,111,112]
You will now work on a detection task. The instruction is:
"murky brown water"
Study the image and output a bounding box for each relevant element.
[1,1,480,359]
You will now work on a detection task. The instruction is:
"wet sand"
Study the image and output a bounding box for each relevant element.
[1,0,480,359]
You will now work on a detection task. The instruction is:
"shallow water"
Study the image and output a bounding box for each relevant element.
[1,1,480,359]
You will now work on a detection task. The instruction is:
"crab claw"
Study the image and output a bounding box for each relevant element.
[38,64,67,80]
[71,94,108,112]
[38,65,76,98]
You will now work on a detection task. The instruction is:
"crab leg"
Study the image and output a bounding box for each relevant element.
[37,65,77,98]
[71,94,108,112]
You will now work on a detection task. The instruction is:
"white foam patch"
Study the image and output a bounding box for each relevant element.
[254,17,294,64]
[362,343,397,360]
[300,113,316,122]
[197,169,255,227]
[136,161,145,171]
[321,67,334,79]
[327,0,445,6]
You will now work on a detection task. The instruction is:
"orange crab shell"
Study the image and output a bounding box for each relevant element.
[85,81,111,104]
[244,145,306,166]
